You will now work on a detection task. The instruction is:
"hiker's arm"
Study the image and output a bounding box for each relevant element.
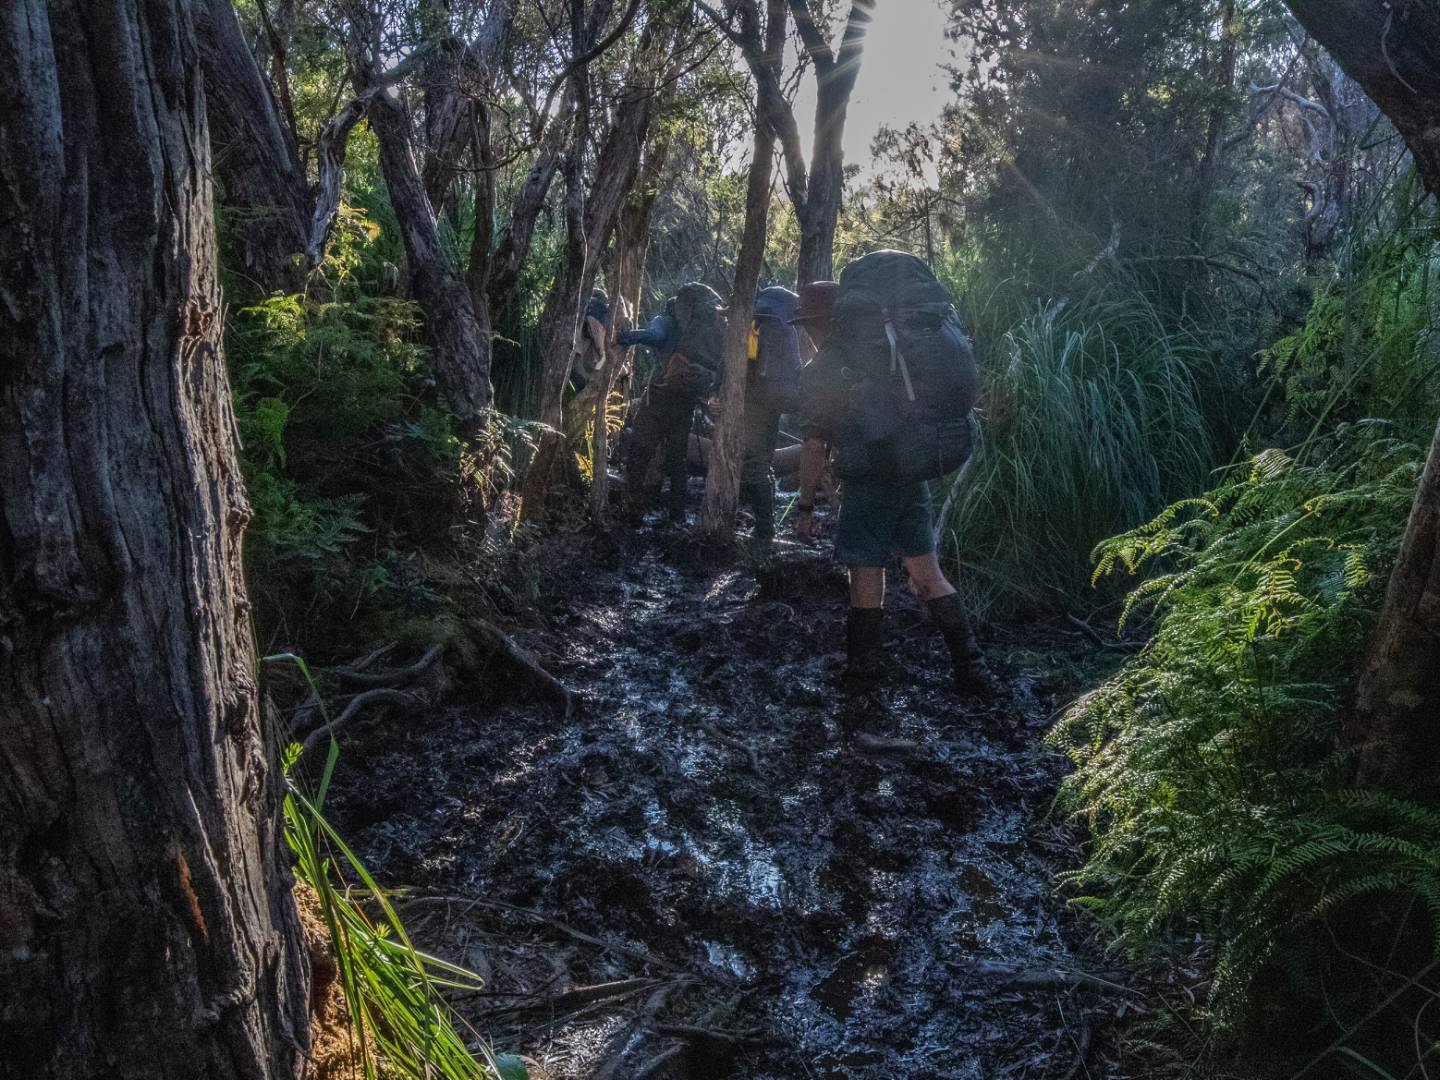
[795,437,827,543]
[616,313,676,352]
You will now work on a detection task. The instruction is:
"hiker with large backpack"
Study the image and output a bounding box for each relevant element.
[618,282,727,523]
[791,252,997,701]
[740,286,804,549]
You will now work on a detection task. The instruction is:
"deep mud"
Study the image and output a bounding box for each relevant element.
[325,511,1132,1079]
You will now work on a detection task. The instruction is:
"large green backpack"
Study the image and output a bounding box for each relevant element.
[826,250,979,482]
[664,282,726,379]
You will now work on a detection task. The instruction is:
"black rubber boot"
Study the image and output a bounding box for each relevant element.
[928,593,999,698]
[842,607,887,696]
[741,474,776,543]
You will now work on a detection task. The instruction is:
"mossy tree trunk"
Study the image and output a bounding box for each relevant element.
[0,0,309,1074]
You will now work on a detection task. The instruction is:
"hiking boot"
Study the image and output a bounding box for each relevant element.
[744,533,774,566]
[927,593,999,698]
[842,607,887,696]
[740,476,776,546]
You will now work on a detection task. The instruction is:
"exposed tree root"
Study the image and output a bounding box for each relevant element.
[462,617,575,718]
[327,644,443,688]
[300,689,423,758]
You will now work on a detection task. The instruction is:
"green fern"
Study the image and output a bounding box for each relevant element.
[1050,430,1437,1030]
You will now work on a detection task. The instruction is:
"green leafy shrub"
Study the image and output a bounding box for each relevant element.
[1049,433,1439,1038]
[1261,181,1438,441]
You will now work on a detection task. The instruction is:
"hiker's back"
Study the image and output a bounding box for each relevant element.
[826,250,979,481]
[665,282,726,378]
[752,285,802,413]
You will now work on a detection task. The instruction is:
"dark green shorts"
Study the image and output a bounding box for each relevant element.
[834,478,936,567]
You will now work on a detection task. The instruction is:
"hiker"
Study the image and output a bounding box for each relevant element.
[617,282,727,523]
[791,253,997,698]
[741,286,803,550]
[571,288,613,393]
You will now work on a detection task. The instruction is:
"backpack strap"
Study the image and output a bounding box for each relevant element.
[884,314,918,403]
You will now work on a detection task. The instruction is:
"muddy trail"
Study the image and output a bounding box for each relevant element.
[325,518,1135,1080]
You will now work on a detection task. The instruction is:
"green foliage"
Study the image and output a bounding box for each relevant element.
[229,205,455,569]
[938,282,1224,616]
[247,474,371,563]
[1048,433,1438,1030]
[271,654,526,1080]
[1260,178,1439,441]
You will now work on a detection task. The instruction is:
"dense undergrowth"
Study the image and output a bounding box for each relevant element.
[1049,189,1440,1074]
[939,280,1226,619]
[229,207,530,658]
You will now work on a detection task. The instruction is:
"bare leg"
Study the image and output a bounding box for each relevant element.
[901,550,957,602]
[848,566,886,609]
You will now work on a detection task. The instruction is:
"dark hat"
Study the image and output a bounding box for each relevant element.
[790,280,840,324]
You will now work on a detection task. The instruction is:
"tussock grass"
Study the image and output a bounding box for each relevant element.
[939,286,1222,617]
[269,654,526,1080]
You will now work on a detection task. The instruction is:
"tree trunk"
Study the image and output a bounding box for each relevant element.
[518,148,589,522]
[592,123,674,522]
[521,19,671,522]
[0,1,308,1075]
[700,128,776,539]
[486,111,571,318]
[1195,0,1238,203]
[1281,0,1440,783]
[368,89,492,434]
[194,0,309,293]
[1352,419,1440,785]
[797,77,850,284]
[788,0,874,284]
[1282,1,1440,197]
